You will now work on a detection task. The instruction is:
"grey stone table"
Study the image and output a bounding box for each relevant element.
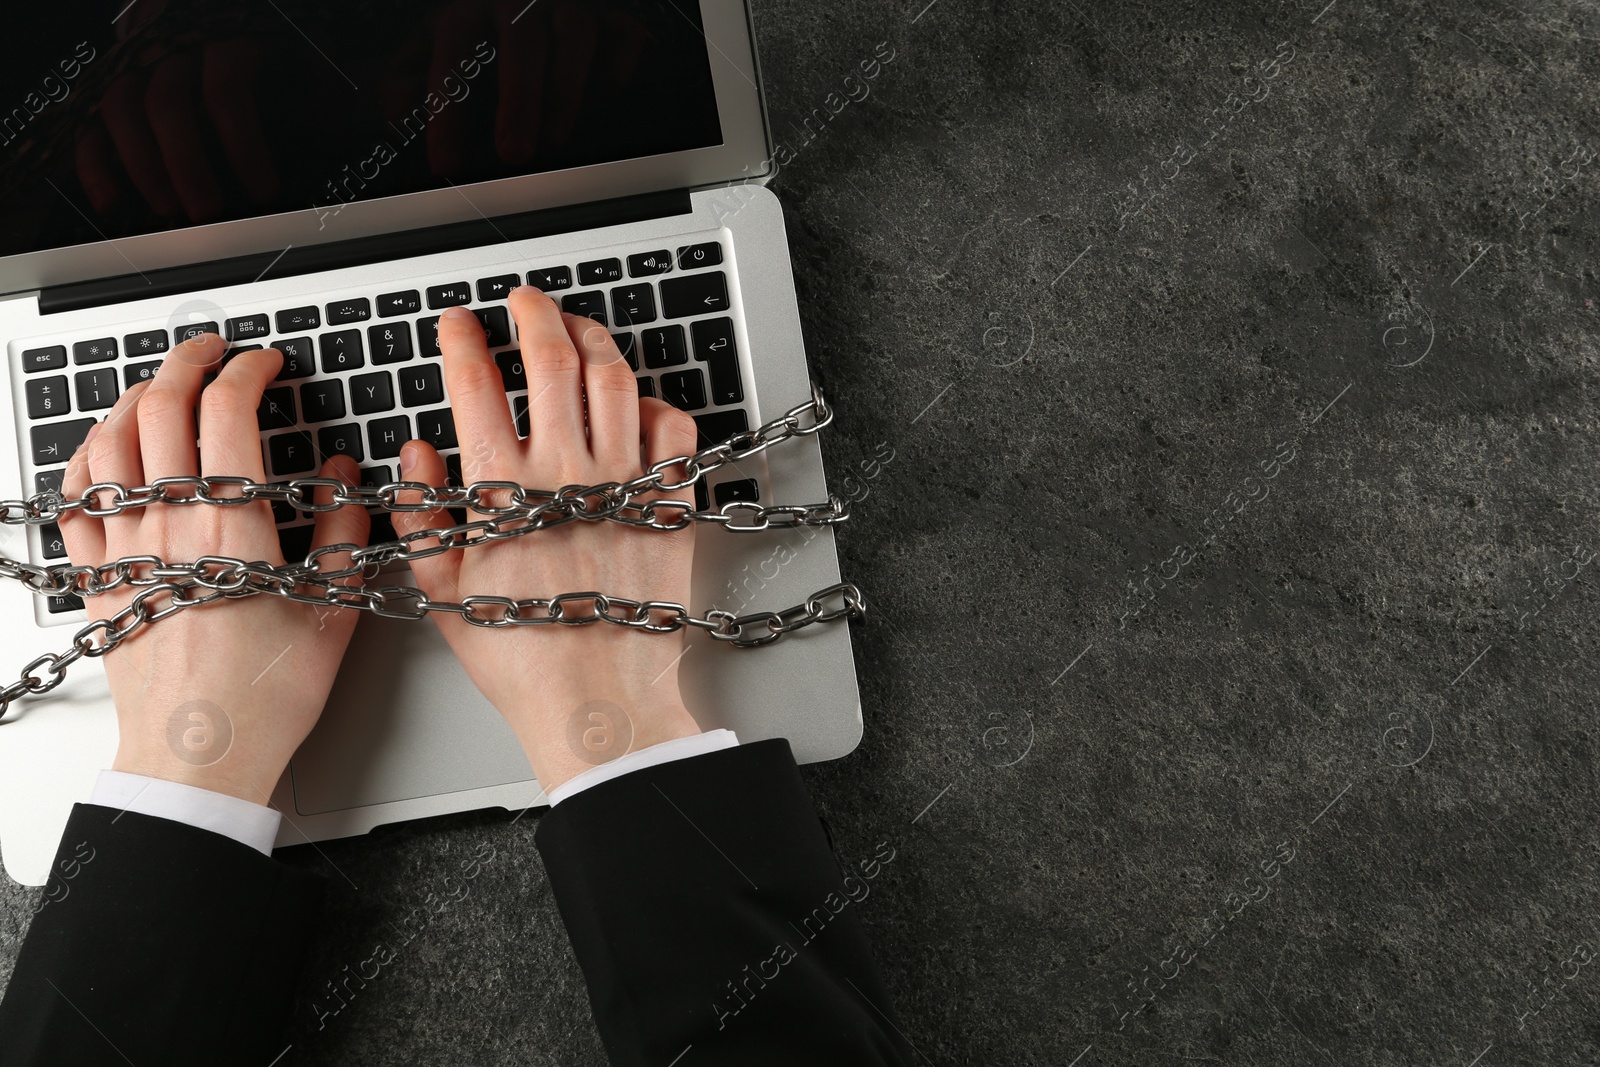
[4,0,1598,1063]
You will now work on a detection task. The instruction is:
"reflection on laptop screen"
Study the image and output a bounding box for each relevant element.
[0,0,724,259]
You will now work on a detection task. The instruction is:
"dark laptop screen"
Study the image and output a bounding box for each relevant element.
[0,0,724,260]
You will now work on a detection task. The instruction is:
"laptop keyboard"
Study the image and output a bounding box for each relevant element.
[16,238,764,619]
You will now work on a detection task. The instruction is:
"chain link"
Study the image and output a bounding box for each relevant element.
[0,385,866,718]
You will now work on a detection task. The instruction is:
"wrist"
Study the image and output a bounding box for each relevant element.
[110,742,285,806]
[507,694,703,794]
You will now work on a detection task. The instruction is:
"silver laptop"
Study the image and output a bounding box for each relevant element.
[0,0,862,886]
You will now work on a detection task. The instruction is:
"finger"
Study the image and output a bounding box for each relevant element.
[59,422,106,565]
[638,397,699,507]
[144,55,226,224]
[561,314,637,470]
[310,455,371,590]
[202,43,280,205]
[199,348,282,481]
[138,332,225,481]
[390,440,460,593]
[85,378,154,555]
[509,286,585,458]
[493,1,546,165]
[438,306,520,479]
[101,75,183,218]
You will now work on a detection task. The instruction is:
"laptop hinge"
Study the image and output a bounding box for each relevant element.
[38,189,693,315]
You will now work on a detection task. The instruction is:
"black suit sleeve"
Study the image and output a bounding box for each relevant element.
[535,738,915,1067]
[0,803,325,1067]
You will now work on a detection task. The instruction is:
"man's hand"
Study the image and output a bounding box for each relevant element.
[58,334,369,803]
[392,289,703,792]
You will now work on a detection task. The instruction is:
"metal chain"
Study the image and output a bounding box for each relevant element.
[0,386,866,718]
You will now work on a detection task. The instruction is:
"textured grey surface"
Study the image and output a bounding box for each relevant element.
[5,0,1600,1063]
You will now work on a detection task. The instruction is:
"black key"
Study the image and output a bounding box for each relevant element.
[641,325,687,369]
[225,314,270,342]
[628,250,673,277]
[661,271,729,318]
[359,465,393,489]
[377,291,421,318]
[562,291,607,326]
[30,418,95,465]
[400,364,444,408]
[426,282,471,309]
[473,306,512,347]
[445,453,463,485]
[278,525,315,564]
[714,478,761,506]
[611,284,657,327]
[276,306,320,333]
[350,372,395,415]
[39,522,67,560]
[300,379,346,422]
[276,337,316,379]
[527,266,573,291]
[318,423,364,463]
[477,274,521,301]
[225,345,263,359]
[416,407,457,450]
[578,258,623,285]
[72,338,117,365]
[494,351,526,392]
[636,376,656,399]
[174,321,219,345]
[73,369,118,411]
[418,316,442,357]
[22,346,67,373]
[677,242,723,270]
[675,243,726,271]
[660,368,707,411]
[694,479,709,512]
[512,395,530,437]
[368,415,411,460]
[691,317,736,362]
[326,298,372,325]
[271,501,295,524]
[34,469,65,495]
[612,332,638,371]
[368,322,414,365]
[257,386,297,430]
[268,431,317,475]
[369,511,397,546]
[25,376,69,419]
[706,352,743,406]
[123,361,163,388]
[319,330,365,373]
[123,330,169,357]
[693,408,748,451]
[46,593,84,615]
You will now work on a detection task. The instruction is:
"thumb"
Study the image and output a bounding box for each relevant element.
[389,440,461,595]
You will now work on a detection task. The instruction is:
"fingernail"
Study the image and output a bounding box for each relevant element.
[84,422,102,443]
[399,442,416,474]
[441,306,474,321]
[511,285,536,297]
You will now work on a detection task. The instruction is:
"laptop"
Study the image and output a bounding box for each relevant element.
[0,0,862,886]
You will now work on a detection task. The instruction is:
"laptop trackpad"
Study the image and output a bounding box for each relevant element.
[288,611,535,816]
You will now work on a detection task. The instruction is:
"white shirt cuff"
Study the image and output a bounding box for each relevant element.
[546,729,740,806]
[89,770,283,857]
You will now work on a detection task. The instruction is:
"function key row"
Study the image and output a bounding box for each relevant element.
[18,242,725,374]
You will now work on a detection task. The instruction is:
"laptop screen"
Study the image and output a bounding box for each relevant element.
[0,0,724,261]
